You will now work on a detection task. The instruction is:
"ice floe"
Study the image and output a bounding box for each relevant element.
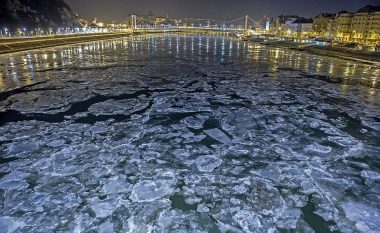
[0,34,379,233]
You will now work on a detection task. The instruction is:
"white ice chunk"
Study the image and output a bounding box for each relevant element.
[47,139,65,147]
[7,142,38,154]
[309,120,320,129]
[233,184,248,194]
[98,221,114,233]
[130,180,173,202]
[195,155,223,173]
[181,116,206,130]
[230,198,241,205]
[91,200,117,218]
[361,170,380,182]
[343,202,380,233]
[185,197,202,205]
[197,204,210,213]
[102,177,133,195]
[277,208,301,230]
[305,143,332,154]
[233,210,262,232]
[90,125,108,134]
[0,171,29,190]
[0,216,26,233]
[203,128,232,145]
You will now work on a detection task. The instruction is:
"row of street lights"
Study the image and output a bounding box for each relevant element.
[0,27,110,38]
[0,28,9,37]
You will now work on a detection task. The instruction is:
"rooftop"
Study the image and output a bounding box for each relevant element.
[315,13,335,18]
[292,18,313,24]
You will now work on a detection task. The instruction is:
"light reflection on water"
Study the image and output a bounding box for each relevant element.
[0,34,379,94]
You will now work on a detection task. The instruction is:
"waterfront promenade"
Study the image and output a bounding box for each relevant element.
[0,33,132,54]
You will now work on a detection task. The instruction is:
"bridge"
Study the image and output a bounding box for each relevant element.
[115,15,267,36]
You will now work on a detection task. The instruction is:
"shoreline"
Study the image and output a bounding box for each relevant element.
[249,38,380,66]
[0,33,133,54]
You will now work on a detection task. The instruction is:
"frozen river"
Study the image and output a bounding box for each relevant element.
[0,34,379,232]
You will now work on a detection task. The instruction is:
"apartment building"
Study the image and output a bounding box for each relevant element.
[312,13,335,38]
[334,5,380,44]
[350,6,380,44]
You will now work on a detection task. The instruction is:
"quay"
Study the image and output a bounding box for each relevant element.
[0,33,132,54]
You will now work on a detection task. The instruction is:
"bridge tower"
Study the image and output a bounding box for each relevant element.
[131,15,137,30]
[244,15,248,31]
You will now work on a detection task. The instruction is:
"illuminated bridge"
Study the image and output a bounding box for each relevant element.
[116,15,267,36]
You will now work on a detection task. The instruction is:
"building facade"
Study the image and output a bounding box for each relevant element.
[312,13,335,38]
[292,18,313,38]
[350,6,380,44]
[333,5,380,44]
[334,12,353,42]
[274,15,299,36]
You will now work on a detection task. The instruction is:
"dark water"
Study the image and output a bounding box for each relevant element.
[0,34,379,232]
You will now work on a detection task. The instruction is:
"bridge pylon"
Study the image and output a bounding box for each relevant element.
[131,15,137,30]
[244,15,248,31]
[244,15,250,35]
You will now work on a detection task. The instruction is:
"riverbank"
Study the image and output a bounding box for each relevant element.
[0,33,132,54]
[301,45,380,65]
[250,38,380,65]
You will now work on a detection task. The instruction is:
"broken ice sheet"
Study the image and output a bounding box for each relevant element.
[7,142,39,154]
[7,88,93,114]
[130,180,174,202]
[203,128,232,145]
[0,35,379,233]
[102,176,133,195]
[88,98,149,116]
[304,143,332,155]
[0,216,26,233]
[0,171,29,190]
[343,202,380,233]
[233,210,264,232]
[195,155,223,173]
[90,198,119,219]
[181,115,207,129]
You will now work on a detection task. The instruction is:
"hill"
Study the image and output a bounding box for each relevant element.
[0,0,79,31]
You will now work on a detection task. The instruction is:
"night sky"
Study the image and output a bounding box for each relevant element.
[65,0,380,21]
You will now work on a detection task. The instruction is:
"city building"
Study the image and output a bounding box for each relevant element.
[78,18,89,27]
[312,13,335,38]
[274,16,313,37]
[350,5,380,44]
[154,17,167,24]
[292,18,314,38]
[275,15,299,36]
[332,5,380,45]
[334,11,353,42]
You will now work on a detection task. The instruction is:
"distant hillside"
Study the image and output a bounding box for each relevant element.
[0,0,79,31]
[356,5,380,13]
